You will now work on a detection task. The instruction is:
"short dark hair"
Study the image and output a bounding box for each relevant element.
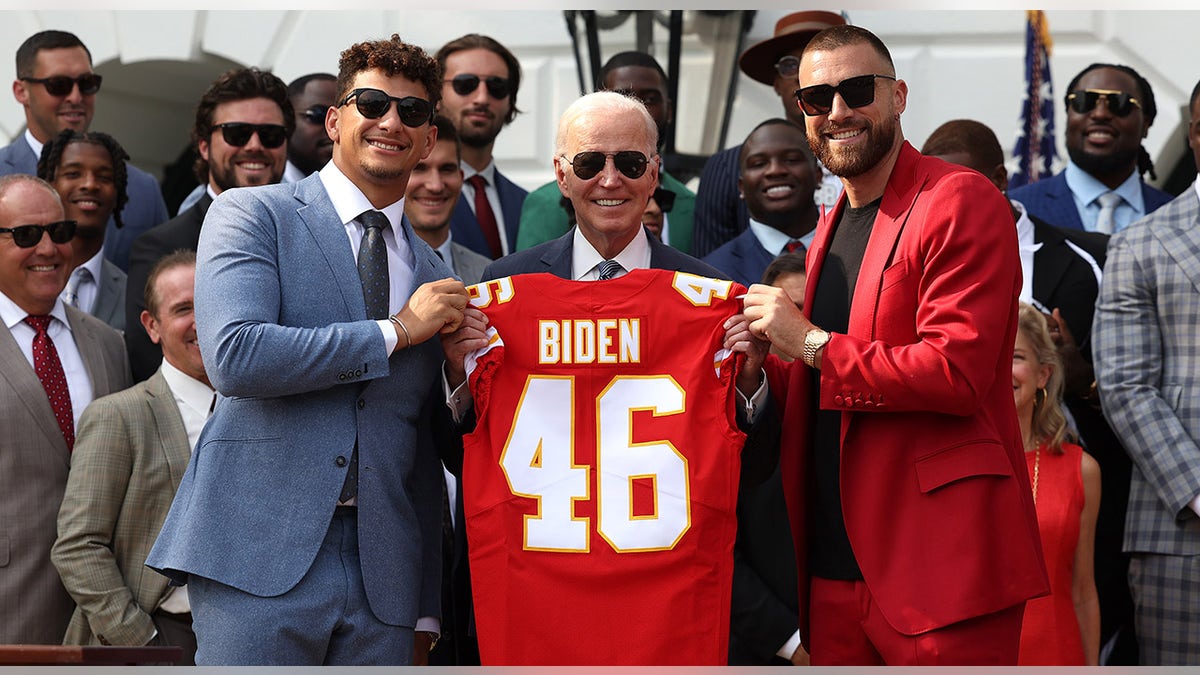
[803,25,894,75]
[287,72,336,102]
[1065,62,1158,179]
[597,51,669,90]
[739,118,810,169]
[430,114,461,161]
[920,119,1004,170]
[336,34,441,114]
[761,249,807,285]
[144,249,196,319]
[192,67,293,184]
[36,129,130,230]
[16,30,91,78]
[435,34,522,125]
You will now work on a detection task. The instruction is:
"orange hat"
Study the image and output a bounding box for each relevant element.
[738,11,847,86]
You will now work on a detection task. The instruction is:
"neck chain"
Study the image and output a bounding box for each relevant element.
[1031,445,1041,504]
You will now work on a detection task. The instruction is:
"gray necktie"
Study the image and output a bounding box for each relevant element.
[357,210,390,320]
[63,267,91,308]
[597,259,624,280]
[1094,191,1122,235]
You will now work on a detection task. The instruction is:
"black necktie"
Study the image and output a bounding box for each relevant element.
[597,259,624,280]
[357,210,390,320]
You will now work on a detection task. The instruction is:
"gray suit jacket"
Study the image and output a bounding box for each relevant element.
[147,173,446,627]
[451,241,490,285]
[91,258,127,332]
[53,368,191,646]
[0,136,168,271]
[0,305,131,644]
[1094,188,1200,555]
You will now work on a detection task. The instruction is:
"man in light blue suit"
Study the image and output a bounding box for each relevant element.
[2,30,167,272]
[146,35,470,666]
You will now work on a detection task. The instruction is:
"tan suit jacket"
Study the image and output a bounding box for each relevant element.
[53,368,192,646]
[0,305,130,644]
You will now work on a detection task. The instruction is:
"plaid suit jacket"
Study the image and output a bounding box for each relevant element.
[52,368,192,646]
[1094,187,1200,555]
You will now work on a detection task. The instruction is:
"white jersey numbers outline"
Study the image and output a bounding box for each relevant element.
[671,272,733,307]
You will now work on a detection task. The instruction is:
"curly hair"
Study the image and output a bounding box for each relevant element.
[435,34,521,124]
[1065,63,1159,180]
[192,67,293,184]
[35,128,130,230]
[1018,302,1072,454]
[336,34,441,113]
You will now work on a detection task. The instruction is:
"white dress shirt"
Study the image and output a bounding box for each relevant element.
[0,291,93,430]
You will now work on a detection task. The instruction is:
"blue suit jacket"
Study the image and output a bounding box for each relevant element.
[450,168,527,259]
[147,174,446,626]
[1008,170,1174,232]
[702,228,775,288]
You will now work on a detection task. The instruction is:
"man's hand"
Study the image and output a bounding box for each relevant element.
[1046,307,1094,398]
[412,631,436,665]
[790,644,811,666]
[441,307,490,390]
[742,283,813,361]
[395,278,470,347]
[724,314,768,397]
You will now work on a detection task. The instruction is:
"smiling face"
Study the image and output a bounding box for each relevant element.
[1065,66,1149,186]
[739,122,817,233]
[13,47,95,141]
[1012,326,1052,427]
[798,41,905,180]
[0,180,71,315]
[141,263,208,386]
[404,136,463,244]
[439,48,512,150]
[198,97,288,193]
[50,141,116,238]
[328,69,437,207]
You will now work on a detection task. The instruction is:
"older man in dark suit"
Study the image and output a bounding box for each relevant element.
[0,174,130,644]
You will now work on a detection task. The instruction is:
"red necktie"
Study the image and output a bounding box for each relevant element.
[467,174,504,259]
[24,315,74,451]
[785,239,806,253]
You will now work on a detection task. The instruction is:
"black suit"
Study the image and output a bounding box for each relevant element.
[1030,215,1103,352]
[124,194,213,382]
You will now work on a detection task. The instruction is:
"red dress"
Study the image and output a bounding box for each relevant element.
[1018,441,1086,665]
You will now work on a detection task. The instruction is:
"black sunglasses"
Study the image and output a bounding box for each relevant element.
[213,123,288,149]
[795,73,896,116]
[300,104,328,125]
[339,88,433,128]
[775,55,801,79]
[446,74,511,100]
[1066,89,1141,118]
[0,220,77,248]
[560,151,650,181]
[21,74,103,97]
[652,187,676,213]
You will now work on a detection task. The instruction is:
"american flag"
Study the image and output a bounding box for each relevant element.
[1009,11,1057,189]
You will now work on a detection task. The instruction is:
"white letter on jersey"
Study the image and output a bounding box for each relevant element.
[672,272,733,307]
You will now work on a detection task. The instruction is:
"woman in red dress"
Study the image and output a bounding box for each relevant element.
[1013,303,1101,665]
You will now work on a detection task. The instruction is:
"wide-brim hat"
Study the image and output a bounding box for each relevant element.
[739,11,848,86]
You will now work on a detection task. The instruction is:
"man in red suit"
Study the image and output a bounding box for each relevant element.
[741,25,1049,665]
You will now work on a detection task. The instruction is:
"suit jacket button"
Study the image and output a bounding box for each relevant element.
[357,398,365,410]
[335,456,347,467]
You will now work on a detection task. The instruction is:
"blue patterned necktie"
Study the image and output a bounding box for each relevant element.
[597,259,624,280]
[357,210,390,320]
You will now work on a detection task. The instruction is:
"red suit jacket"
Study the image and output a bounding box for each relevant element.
[765,142,1049,641]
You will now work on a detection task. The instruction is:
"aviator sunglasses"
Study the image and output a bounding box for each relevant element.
[1066,89,1141,118]
[20,73,103,97]
[339,88,434,127]
[446,74,511,100]
[213,123,288,149]
[560,151,650,180]
[794,73,896,116]
[0,220,77,248]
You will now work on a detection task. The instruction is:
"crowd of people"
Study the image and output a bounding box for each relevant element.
[1,10,1198,667]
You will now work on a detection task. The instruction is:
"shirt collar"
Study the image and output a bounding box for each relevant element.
[319,161,406,229]
[159,357,216,418]
[747,218,816,256]
[282,160,306,183]
[1064,159,1145,212]
[462,158,496,185]
[571,226,652,281]
[0,289,70,332]
[76,248,104,283]
[24,130,43,159]
[1011,199,1037,248]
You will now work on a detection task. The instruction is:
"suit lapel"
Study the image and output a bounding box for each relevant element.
[803,200,840,320]
[1156,194,1200,294]
[542,231,575,278]
[1045,174,1085,230]
[145,370,192,490]
[0,320,70,456]
[66,305,110,397]
[293,176,363,316]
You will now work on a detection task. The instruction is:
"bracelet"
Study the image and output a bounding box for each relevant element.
[388,315,412,349]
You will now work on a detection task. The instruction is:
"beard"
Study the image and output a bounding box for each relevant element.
[808,113,897,178]
[459,124,502,149]
[1067,143,1139,180]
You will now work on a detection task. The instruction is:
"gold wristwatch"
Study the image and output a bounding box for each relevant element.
[802,328,830,368]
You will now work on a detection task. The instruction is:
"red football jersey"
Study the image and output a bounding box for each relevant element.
[463,269,748,665]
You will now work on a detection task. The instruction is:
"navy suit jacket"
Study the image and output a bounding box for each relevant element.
[693,145,751,258]
[1009,170,1173,232]
[702,227,775,288]
[0,137,168,271]
[147,174,446,626]
[450,168,527,260]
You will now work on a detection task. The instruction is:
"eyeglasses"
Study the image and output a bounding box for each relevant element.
[560,151,650,180]
[1066,89,1141,118]
[651,187,676,213]
[775,55,801,79]
[20,74,103,97]
[300,104,328,125]
[446,74,511,100]
[339,88,433,128]
[794,73,896,116]
[0,220,77,248]
[213,123,288,149]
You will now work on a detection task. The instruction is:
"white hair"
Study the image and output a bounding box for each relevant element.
[554,90,657,158]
